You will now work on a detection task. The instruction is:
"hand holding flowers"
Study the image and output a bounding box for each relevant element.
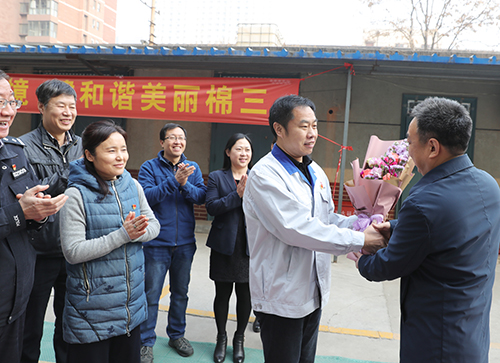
[345,136,415,262]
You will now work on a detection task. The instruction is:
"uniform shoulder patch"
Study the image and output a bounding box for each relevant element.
[2,136,26,147]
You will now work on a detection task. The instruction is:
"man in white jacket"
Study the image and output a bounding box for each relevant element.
[243,95,386,363]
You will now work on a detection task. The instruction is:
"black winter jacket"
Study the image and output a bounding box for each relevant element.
[0,137,44,327]
[20,123,83,256]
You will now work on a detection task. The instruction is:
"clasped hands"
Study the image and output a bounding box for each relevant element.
[357,221,391,259]
[123,211,149,240]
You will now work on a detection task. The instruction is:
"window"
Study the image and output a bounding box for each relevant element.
[97,2,101,12]
[20,2,29,14]
[29,0,58,16]
[28,21,58,37]
[396,94,477,215]
[83,34,87,43]
[96,21,99,30]
[84,15,88,30]
[19,23,28,35]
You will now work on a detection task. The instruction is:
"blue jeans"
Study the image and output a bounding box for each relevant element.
[140,244,196,346]
[255,308,321,363]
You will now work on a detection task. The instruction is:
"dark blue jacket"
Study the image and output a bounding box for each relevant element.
[0,137,43,327]
[205,169,248,255]
[138,151,206,247]
[359,155,500,363]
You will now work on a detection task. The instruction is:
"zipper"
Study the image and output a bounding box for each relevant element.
[111,180,132,336]
[43,138,77,166]
[82,263,90,302]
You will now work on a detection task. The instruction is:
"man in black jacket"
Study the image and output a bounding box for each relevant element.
[0,70,68,362]
[20,79,82,363]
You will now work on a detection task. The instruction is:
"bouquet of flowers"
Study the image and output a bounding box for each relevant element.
[344,135,415,232]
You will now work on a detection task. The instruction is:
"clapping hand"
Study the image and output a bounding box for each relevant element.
[237,174,248,198]
[123,211,149,240]
[17,185,68,222]
[175,162,195,186]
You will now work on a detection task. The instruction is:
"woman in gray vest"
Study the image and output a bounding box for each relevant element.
[60,120,159,363]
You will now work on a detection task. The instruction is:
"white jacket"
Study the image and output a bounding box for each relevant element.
[243,146,364,318]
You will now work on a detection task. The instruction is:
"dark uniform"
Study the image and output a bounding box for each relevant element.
[0,136,44,362]
[20,123,82,363]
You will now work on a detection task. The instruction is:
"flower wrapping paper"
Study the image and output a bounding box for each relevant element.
[344,135,415,219]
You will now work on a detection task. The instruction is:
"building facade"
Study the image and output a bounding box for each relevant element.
[0,0,116,45]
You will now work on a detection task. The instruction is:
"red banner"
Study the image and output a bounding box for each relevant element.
[8,74,301,125]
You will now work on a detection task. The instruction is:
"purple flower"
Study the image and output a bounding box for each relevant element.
[360,138,411,180]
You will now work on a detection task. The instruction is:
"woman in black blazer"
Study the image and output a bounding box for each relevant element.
[205,133,253,363]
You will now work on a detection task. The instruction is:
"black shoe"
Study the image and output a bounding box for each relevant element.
[213,332,227,363]
[252,318,260,333]
[233,333,245,363]
[168,337,194,357]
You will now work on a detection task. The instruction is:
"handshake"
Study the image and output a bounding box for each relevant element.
[349,222,391,264]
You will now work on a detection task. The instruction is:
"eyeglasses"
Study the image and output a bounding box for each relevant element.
[164,136,187,141]
[0,99,22,110]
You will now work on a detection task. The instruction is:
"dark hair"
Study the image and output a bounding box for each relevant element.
[0,70,10,81]
[269,95,316,138]
[36,79,77,106]
[82,119,127,197]
[159,123,187,140]
[411,97,472,155]
[222,133,253,171]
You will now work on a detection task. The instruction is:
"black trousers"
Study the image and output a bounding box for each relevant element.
[0,312,26,363]
[21,256,68,363]
[255,308,321,363]
[66,326,141,363]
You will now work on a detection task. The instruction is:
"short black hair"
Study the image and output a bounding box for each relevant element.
[159,123,187,140]
[36,79,77,106]
[269,95,316,138]
[411,97,472,155]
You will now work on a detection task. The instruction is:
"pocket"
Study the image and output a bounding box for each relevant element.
[9,175,35,196]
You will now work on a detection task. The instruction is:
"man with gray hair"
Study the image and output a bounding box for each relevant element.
[0,69,68,362]
[20,79,82,363]
[357,97,500,363]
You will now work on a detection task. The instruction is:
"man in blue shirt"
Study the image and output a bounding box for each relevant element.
[138,123,206,362]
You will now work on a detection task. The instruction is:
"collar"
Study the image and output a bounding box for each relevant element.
[272,145,312,168]
[39,123,74,147]
[412,154,473,193]
[157,150,186,168]
[46,130,72,147]
[272,145,316,187]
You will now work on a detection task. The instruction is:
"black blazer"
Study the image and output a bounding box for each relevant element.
[205,169,249,255]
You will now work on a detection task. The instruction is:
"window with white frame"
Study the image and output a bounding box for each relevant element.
[28,21,58,37]
[29,0,58,16]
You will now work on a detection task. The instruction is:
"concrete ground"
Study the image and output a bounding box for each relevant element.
[42,220,500,362]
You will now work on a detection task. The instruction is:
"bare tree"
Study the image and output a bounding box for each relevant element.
[363,0,499,50]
